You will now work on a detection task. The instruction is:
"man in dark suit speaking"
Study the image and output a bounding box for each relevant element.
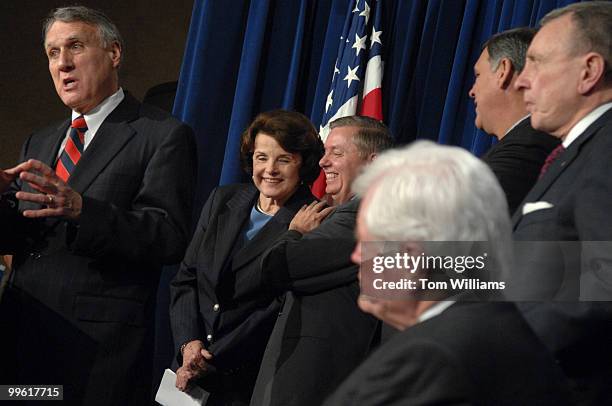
[512,2,612,403]
[323,141,570,405]
[0,6,196,405]
[469,27,559,215]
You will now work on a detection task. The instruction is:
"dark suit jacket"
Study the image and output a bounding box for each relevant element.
[250,199,380,406]
[0,93,197,405]
[323,301,571,406]
[512,108,612,403]
[481,117,559,215]
[169,184,315,403]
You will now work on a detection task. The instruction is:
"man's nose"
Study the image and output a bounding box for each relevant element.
[514,68,529,91]
[57,49,74,71]
[468,84,476,99]
[351,243,362,265]
[319,153,330,168]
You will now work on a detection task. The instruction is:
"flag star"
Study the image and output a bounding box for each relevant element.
[359,2,370,25]
[325,90,334,112]
[352,1,360,13]
[344,65,360,88]
[370,27,382,45]
[352,33,367,56]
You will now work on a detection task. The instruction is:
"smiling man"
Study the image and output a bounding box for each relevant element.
[249,116,393,406]
[511,2,612,403]
[319,118,377,206]
[469,28,558,215]
[0,6,196,405]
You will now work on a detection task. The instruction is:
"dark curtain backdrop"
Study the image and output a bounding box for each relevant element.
[174,0,583,212]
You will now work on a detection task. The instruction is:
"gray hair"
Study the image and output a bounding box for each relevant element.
[483,27,536,73]
[353,141,511,257]
[43,6,124,56]
[541,1,612,83]
[329,116,394,158]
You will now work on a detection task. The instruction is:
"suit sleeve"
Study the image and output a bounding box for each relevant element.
[260,203,358,295]
[322,340,472,406]
[70,123,197,265]
[169,187,218,358]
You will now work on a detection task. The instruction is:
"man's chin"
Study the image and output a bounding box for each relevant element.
[59,95,81,110]
[325,187,339,197]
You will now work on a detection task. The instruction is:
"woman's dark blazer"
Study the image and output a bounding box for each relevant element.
[169,183,315,377]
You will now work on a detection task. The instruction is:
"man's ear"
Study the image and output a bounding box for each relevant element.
[108,41,121,68]
[496,58,515,90]
[578,52,606,95]
[367,152,377,162]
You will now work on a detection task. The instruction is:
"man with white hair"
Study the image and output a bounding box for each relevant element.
[323,141,570,405]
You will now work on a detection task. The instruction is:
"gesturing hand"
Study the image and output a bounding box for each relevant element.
[1,168,18,193]
[12,159,83,221]
[175,340,214,392]
[289,200,335,234]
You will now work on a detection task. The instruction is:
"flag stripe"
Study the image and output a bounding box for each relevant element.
[360,88,383,120]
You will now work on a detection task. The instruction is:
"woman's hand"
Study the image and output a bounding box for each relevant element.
[175,340,214,391]
[289,200,334,234]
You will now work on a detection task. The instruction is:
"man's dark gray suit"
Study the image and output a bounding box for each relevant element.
[0,93,197,405]
[481,117,559,215]
[322,301,571,405]
[512,108,612,403]
[249,199,379,406]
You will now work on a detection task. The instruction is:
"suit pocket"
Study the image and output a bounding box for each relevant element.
[517,207,557,228]
[74,295,145,326]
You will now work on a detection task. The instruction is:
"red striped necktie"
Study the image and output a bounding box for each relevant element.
[56,115,87,182]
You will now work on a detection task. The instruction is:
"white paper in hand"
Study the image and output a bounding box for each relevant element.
[155,369,209,406]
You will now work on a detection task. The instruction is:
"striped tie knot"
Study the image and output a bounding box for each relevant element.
[71,115,88,132]
[56,115,88,182]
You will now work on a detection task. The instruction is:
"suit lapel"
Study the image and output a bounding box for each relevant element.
[68,94,140,195]
[513,111,610,228]
[40,120,71,168]
[231,205,293,270]
[232,186,313,269]
[209,186,258,287]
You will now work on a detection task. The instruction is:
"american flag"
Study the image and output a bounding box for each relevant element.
[319,0,384,140]
[312,0,384,197]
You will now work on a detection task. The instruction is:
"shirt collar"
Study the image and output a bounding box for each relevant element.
[563,102,612,148]
[71,88,125,137]
[417,300,456,323]
[503,114,530,137]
